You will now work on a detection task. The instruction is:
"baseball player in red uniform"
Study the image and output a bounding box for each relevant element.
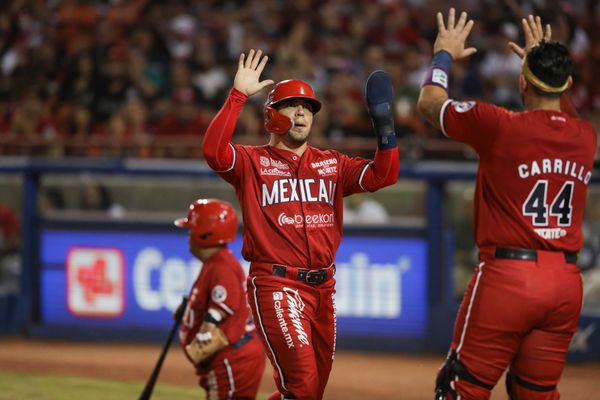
[202,49,399,399]
[175,199,265,400]
[418,10,596,400]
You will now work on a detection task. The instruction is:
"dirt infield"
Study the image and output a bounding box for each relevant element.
[0,338,598,399]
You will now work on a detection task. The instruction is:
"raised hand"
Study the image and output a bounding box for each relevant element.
[508,15,552,58]
[233,49,274,97]
[433,8,477,60]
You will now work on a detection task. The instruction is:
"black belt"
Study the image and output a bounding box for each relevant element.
[272,264,335,284]
[495,247,577,264]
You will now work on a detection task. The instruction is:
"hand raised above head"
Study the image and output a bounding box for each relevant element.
[508,15,552,59]
[433,8,477,60]
[233,49,275,97]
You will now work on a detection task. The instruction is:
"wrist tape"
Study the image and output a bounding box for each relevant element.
[421,50,453,91]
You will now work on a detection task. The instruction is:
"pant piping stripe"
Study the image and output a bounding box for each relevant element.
[224,358,234,400]
[251,276,289,392]
[456,262,485,357]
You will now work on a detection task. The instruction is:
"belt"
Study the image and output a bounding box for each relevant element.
[232,332,253,349]
[272,264,336,284]
[495,247,577,264]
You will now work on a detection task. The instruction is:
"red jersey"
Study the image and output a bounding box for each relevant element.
[179,248,252,358]
[440,99,597,253]
[203,89,399,268]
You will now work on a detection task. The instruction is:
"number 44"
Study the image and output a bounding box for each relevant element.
[523,180,574,227]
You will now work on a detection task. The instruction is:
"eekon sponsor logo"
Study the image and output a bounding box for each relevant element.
[67,247,125,317]
[277,212,335,228]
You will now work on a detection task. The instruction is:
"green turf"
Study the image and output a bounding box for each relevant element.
[0,370,268,400]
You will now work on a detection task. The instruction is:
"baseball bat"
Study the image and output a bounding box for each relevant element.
[138,296,188,400]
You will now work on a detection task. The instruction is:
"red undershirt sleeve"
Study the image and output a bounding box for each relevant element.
[359,148,399,192]
[202,88,248,172]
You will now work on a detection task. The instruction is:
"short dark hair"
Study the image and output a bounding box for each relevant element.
[527,40,572,98]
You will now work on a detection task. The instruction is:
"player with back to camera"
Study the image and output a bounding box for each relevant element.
[417,9,596,400]
[175,198,265,400]
[202,49,399,399]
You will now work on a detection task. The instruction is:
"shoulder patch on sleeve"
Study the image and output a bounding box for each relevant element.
[211,285,227,303]
[452,101,476,113]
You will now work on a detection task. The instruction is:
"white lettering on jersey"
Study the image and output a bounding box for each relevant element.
[262,179,335,206]
[311,158,338,169]
[283,287,309,347]
[260,167,291,177]
[304,179,317,202]
[534,228,567,239]
[517,158,592,185]
[277,212,335,228]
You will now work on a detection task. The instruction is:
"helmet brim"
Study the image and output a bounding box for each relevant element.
[271,97,322,114]
[174,217,190,228]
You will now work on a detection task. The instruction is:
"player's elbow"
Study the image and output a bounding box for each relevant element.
[417,88,444,130]
[416,94,433,124]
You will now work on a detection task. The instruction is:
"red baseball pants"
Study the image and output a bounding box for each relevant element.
[198,334,265,400]
[447,250,582,399]
[248,270,336,400]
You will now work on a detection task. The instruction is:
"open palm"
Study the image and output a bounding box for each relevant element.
[508,15,552,59]
[233,49,274,97]
[433,8,477,60]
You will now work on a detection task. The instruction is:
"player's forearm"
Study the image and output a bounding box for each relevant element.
[203,88,248,171]
[418,49,453,131]
[417,86,448,130]
[360,148,399,191]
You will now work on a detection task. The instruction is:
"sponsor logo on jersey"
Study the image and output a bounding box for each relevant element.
[331,292,337,360]
[260,156,270,167]
[272,288,310,348]
[534,228,567,240]
[317,166,337,176]
[273,291,295,349]
[66,247,124,317]
[311,158,338,169]
[283,287,309,347]
[260,167,292,177]
[211,285,227,302]
[262,178,336,206]
[518,158,592,185]
[277,212,335,228]
[260,156,289,169]
[452,101,476,112]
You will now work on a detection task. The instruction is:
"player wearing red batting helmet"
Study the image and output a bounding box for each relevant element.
[203,48,399,400]
[175,199,265,400]
[263,79,322,135]
[418,10,596,400]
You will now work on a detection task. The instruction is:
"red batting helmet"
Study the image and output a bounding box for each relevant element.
[264,79,321,134]
[174,199,238,248]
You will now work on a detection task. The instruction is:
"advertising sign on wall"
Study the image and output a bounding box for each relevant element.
[40,228,428,338]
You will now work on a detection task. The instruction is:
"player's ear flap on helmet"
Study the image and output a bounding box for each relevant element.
[264,106,294,135]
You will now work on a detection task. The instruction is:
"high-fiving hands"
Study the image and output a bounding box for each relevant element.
[508,15,552,59]
[233,49,274,97]
[433,8,477,60]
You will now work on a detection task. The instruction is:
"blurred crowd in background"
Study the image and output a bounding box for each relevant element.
[0,0,599,160]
